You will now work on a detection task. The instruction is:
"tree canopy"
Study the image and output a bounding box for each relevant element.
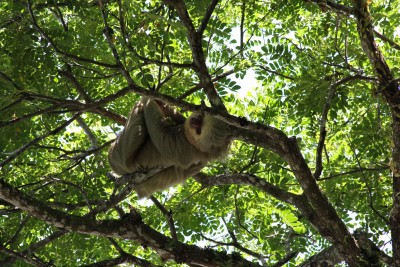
[1,0,400,266]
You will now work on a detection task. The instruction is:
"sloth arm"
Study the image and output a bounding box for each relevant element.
[142,97,202,168]
[108,99,148,175]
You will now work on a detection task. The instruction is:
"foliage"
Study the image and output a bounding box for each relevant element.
[1,0,400,266]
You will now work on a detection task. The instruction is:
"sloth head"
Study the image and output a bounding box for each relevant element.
[184,113,231,155]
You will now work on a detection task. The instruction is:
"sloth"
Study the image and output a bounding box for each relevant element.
[108,96,231,198]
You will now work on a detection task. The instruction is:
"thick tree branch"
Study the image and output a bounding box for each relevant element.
[298,231,392,266]
[353,1,393,85]
[231,125,367,266]
[298,246,343,266]
[0,178,261,267]
[198,0,219,35]
[304,0,353,15]
[352,1,400,264]
[81,254,159,267]
[162,0,226,110]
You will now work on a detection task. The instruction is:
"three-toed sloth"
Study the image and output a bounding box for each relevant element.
[108,97,231,198]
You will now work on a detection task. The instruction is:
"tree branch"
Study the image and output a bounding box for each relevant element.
[0,178,261,267]
[27,0,118,69]
[304,0,353,16]
[198,0,219,35]
[81,254,159,267]
[0,112,81,168]
[150,196,178,240]
[314,75,367,179]
[0,231,66,266]
[162,0,226,110]
[352,1,400,264]
[374,30,400,51]
[100,3,135,86]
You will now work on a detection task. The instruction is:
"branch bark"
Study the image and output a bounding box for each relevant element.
[0,178,261,267]
[162,0,226,110]
[352,1,400,264]
[231,123,370,266]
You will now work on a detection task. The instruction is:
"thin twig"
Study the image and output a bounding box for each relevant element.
[0,112,81,168]
[150,196,178,240]
[27,0,117,69]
